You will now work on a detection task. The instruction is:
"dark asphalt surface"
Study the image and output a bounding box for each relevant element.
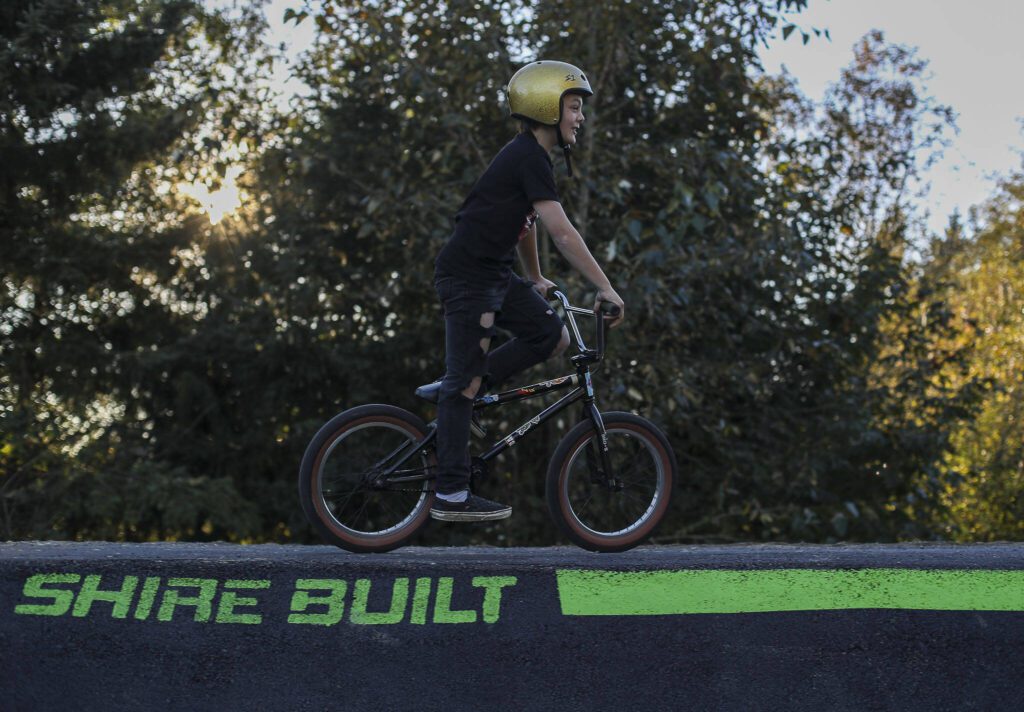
[3,542,1024,711]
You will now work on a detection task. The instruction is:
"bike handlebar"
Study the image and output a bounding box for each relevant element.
[544,285,619,314]
[544,285,618,361]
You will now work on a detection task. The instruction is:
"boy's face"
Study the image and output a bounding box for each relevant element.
[560,94,586,146]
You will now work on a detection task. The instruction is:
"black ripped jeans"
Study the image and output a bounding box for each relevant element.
[433,271,564,495]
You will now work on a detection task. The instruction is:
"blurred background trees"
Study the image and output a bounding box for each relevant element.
[1,0,1016,544]
[926,176,1024,541]
[1,0,273,539]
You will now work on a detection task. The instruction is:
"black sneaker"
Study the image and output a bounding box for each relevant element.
[431,493,512,522]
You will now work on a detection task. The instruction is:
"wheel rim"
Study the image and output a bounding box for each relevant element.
[314,421,430,538]
[561,426,666,538]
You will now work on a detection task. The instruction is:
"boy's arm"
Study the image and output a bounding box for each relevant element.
[516,224,558,297]
[516,223,543,282]
[533,200,625,325]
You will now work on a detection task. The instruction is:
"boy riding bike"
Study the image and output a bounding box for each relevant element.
[429,60,625,522]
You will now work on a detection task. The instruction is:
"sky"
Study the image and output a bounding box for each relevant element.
[755,0,1024,235]
[259,0,1024,238]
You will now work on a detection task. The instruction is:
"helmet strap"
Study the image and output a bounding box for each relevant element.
[556,127,574,177]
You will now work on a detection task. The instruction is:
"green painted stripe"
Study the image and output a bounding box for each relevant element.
[555,569,1024,615]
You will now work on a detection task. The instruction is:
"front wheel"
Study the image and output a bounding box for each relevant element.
[546,411,676,552]
[298,404,435,553]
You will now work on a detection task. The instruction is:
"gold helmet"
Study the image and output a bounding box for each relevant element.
[507,60,593,126]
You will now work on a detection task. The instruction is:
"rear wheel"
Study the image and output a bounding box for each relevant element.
[298,404,435,553]
[546,411,675,552]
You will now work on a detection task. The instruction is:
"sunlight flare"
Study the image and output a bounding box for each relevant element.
[181,165,244,224]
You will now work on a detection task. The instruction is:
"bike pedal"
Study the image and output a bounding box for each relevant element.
[470,414,487,439]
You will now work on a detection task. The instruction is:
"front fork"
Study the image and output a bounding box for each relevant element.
[580,381,620,491]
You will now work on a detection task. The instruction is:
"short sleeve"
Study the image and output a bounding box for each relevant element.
[521,153,560,204]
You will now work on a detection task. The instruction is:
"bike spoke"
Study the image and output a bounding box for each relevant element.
[610,485,651,495]
[576,491,596,518]
[350,493,374,526]
[330,477,363,515]
[378,491,413,522]
[616,458,646,480]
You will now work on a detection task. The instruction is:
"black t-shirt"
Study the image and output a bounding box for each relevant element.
[435,131,560,286]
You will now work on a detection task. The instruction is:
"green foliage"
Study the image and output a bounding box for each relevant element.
[924,178,1024,540]
[0,0,995,544]
[730,30,984,542]
[1,0,274,539]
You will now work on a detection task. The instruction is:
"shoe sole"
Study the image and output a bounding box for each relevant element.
[430,508,512,522]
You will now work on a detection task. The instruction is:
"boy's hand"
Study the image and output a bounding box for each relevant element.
[595,287,625,328]
[532,276,559,298]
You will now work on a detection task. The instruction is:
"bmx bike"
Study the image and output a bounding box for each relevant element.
[298,288,677,553]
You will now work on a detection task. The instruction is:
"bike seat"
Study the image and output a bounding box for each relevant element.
[415,380,441,403]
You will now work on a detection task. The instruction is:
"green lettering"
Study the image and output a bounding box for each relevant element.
[472,576,518,623]
[433,577,476,624]
[288,579,347,625]
[15,573,81,616]
[72,575,138,619]
[157,578,218,622]
[133,577,161,620]
[410,577,432,625]
[350,578,409,625]
[216,580,270,624]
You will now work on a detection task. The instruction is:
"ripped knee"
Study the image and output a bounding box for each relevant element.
[461,312,494,399]
[478,311,494,354]
[439,310,497,403]
[461,375,483,399]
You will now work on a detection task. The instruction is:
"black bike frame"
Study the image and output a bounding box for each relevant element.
[375,292,615,487]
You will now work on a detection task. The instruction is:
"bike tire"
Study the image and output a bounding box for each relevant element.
[546,411,675,552]
[298,403,435,553]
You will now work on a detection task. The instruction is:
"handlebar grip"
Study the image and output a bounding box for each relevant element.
[543,284,565,301]
[595,300,619,360]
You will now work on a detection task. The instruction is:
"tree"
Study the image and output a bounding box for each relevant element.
[2,1,988,546]
[731,30,984,541]
[926,173,1024,540]
[269,3,980,545]
[0,0,271,539]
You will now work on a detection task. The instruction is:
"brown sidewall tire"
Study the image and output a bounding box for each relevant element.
[546,412,675,552]
[298,404,435,553]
